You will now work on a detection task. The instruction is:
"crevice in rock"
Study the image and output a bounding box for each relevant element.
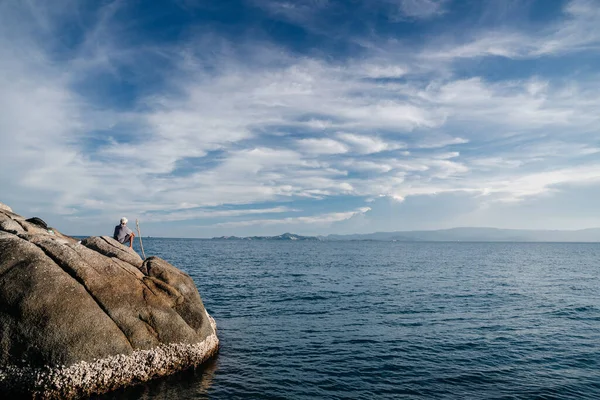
[138,313,159,341]
[141,280,159,297]
[30,241,135,350]
[0,218,21,235]
[140,292,161,342]
[143,277,184,309]
[110,258,141,279]
[100,236,121,248]
[12,219,28,232]
[0,229,16,239]
[0,210,20,220]
[100,236,137,260]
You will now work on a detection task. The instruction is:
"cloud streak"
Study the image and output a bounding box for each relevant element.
[393,0,448,19]
[421,0,600,60]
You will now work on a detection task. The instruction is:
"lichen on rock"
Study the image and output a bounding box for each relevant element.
[0,203,219,399]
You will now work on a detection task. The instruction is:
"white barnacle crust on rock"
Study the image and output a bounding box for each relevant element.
[0,202,219,399]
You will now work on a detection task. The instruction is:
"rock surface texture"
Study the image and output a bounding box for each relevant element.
[0,202,219,399]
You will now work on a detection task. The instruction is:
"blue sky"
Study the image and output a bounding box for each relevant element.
[1,0,600,237]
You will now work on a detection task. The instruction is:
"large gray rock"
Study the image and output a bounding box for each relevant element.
[0,205,219,399]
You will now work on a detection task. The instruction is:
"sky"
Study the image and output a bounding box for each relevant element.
[0,0,599,237]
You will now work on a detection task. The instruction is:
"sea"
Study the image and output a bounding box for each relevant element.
[97,240,600,400]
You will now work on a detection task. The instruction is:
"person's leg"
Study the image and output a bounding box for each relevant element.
[128,234,134,248]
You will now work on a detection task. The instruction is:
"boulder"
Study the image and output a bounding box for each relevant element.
[0,205,219,399]
[0,202,12,213]
[80,236,144,269]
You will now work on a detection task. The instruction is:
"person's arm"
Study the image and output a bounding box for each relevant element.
[127,226,135,248]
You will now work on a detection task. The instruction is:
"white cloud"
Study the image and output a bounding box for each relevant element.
[0,6,92,213]
[251,0,331,27]
[337,132,405,154]
[360,64,408,78]
[416,77,598,132]
[414,136,469,149]
[421,0,600,60]
[296,138,349,155]
[393,0,447,19]
[142,206,298,223]
[389,164,600,205]
[211,207,371,229]
[488,165,600,202]
[341,160,394,173]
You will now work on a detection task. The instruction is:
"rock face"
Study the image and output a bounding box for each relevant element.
[0,202,219,399]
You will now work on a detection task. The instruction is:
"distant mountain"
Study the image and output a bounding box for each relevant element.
[212,232,321,241]
[324,227,600,242]
[211,228,600,242]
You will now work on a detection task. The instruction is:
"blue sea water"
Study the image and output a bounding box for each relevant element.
[98,240,600,399]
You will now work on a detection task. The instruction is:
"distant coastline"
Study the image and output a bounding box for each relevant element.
[211,227,600,242]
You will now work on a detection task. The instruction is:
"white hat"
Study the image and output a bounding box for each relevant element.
[120,217,128,224]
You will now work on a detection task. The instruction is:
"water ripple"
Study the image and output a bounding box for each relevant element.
[99,241,600,400]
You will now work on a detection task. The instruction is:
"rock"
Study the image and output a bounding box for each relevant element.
[145,257,214,338]
[0,202,12,213]
[0,217,24,235]
[0,206,219,399]
[80,236,144,268]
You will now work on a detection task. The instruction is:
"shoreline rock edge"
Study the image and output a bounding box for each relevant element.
[0,329,219,399]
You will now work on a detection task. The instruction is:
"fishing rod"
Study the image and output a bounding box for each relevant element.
[135,219,146,260]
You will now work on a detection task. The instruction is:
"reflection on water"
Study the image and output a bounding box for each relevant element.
[93,355,219,400]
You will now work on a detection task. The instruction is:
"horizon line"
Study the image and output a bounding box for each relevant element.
[68,225,600,240]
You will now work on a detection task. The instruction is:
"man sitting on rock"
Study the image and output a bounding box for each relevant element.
[113,217,135,248]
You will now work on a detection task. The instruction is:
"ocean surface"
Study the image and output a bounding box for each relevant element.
[97,240,600,399]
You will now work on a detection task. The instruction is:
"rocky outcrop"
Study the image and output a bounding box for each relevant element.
[0,202,219,399]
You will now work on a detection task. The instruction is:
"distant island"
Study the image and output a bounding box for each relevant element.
[213,227,600,242]
[212,232,321,241]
